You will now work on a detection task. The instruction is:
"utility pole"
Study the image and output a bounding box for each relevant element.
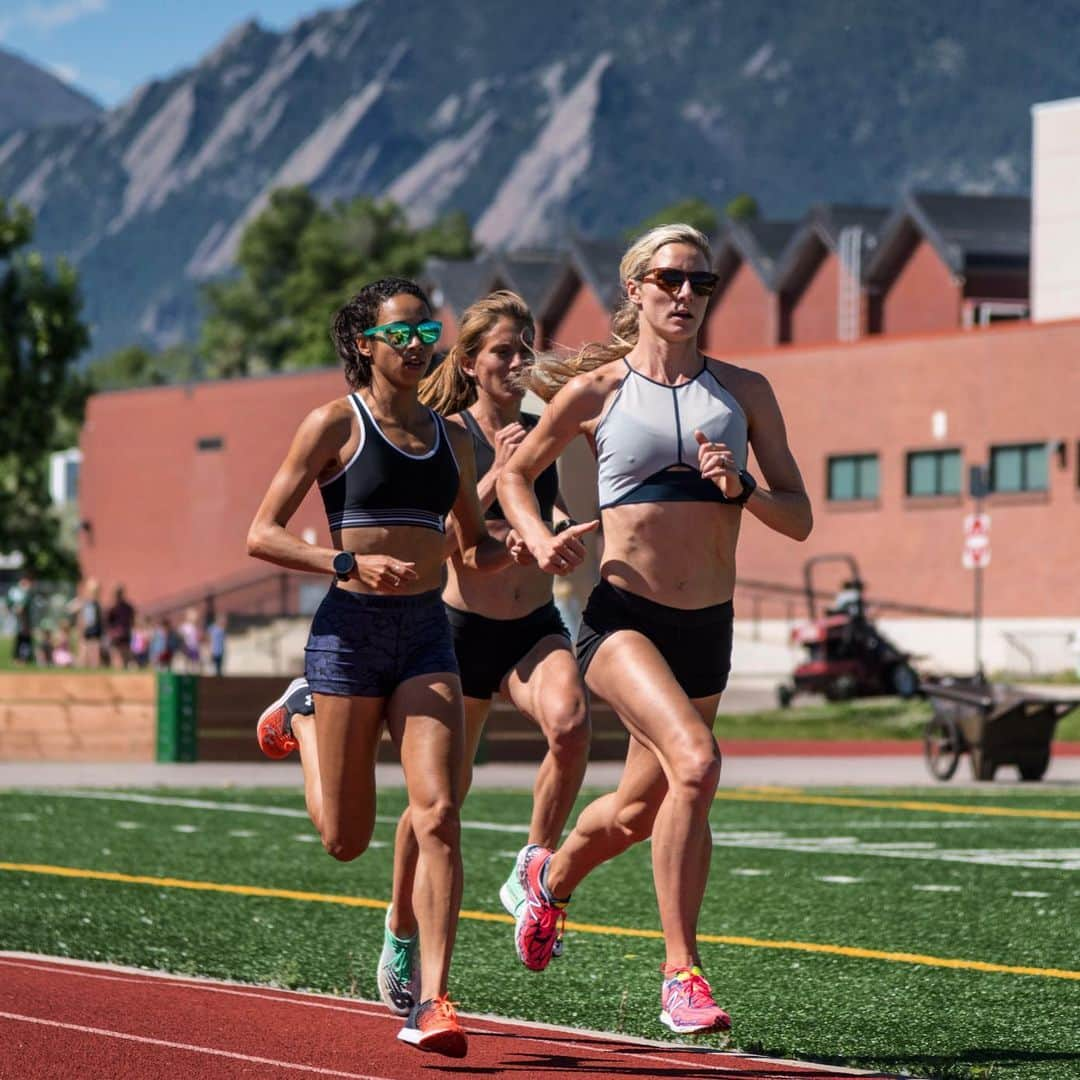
[964,465,991,683]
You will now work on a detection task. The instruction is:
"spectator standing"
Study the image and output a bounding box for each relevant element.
[69,579,104,668]
[53,619,75,667]
[178,607,202,672]
[7,573,36,665]
[106,586,136,669]
[130,617,151,668]
[209,615,227,676]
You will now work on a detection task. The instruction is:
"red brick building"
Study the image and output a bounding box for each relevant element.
[78,318,1078,630]
[773,204,890,346]
[702,219,796,354]
[866,192,1030,336]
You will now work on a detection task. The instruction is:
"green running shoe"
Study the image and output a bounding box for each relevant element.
[499,864,525,918]
[376,906,419,1016]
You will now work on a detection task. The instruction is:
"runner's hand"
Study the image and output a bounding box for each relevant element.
[694,430,743,500]
[530,520,599,576]
[355,556,418,592]
[492,422,527,471]
[506,529,535,565]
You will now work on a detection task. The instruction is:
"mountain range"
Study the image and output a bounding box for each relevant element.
[1,0,1078,358]
[0,45,100,135]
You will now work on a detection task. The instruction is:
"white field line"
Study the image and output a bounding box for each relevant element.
[0,954,899,1077]
[12,790,1079,870]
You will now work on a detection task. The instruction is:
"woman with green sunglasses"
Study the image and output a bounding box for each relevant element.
[247,276,511,1058]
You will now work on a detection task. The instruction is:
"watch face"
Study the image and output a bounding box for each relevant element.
[333,551,354,575]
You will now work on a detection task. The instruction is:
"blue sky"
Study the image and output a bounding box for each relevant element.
[0,0,352,107]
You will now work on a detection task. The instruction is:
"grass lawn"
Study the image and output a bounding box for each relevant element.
[2,784,1078,1080]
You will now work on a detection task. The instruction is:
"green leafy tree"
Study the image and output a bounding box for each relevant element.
[0,199,90,580]
[631,197,720,239]
[87,343,201,391]
[725,193,760,223]
[201,188,472,377]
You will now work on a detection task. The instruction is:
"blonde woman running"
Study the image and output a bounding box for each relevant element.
[496,225,812,1036]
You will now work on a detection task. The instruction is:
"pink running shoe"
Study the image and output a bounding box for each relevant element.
[513,844,567,972]
[659,966,732,1036]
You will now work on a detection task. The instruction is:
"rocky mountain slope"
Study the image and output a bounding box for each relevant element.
[1,0,1075,356]
[0,45,100,135]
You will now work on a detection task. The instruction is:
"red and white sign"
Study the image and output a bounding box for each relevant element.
[962,513,991,569]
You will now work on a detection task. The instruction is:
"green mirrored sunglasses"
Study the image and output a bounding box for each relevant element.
[362,319,443,347]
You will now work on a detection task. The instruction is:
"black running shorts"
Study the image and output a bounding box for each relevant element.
[576,578,733,698]
[445,600,570,700]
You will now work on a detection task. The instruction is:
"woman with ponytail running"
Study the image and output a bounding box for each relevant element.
[496,225,812,1037]
[375,289,592,1017]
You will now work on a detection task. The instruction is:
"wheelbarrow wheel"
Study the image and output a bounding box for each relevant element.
[890,662,919,699]
[1018,752,1050,782]
[924,715,963,780]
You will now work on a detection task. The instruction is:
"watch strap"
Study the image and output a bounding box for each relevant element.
[732,469,756,507]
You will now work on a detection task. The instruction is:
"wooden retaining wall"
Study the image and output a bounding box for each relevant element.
[0,673,157,762]
[0,672,628,765]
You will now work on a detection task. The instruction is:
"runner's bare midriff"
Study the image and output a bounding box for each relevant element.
[443,519,554,618]
[332,525,449,594]
[599,500,740,609]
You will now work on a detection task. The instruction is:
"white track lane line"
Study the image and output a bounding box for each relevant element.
[1,955,899,1077]
[0,1011,393,1079]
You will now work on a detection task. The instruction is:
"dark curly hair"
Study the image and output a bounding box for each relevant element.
[331,277,433,389]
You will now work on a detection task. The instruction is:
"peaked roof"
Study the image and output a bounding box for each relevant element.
[867,191,1030,282]
[424,255,500,316]
[567,234,626,308]
[772,202,890,290]
[714,218,801,288]
[491,250,569,317]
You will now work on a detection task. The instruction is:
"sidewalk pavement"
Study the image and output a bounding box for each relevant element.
[3,747,1079,791]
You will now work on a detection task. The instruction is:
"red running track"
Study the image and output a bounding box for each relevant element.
[0,954,901,1080]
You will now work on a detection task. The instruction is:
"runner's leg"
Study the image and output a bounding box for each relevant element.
[502,636,589,848]
[387,672,465,1002]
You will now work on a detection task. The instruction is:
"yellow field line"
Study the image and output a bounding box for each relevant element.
[715,790,1080,820]
[3,861,1078,982]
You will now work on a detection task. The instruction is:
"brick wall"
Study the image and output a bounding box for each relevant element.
[0,673,157,761]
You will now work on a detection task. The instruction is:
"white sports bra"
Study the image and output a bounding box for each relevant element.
[596,358,748,510]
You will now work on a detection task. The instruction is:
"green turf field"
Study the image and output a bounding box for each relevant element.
[2,783,1078,1079]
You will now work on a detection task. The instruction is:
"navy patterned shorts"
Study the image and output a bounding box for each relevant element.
[304,585,459,698]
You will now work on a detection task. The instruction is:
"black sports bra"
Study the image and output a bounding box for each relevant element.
[319,393,460,533]
[458,410,559,523]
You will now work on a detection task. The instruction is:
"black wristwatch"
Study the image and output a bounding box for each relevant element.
[552,518,579,535]
[730,469,757,507]
[332,550,356,580]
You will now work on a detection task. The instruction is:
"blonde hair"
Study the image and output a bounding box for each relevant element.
[419,290,534,415]
[524,223,712,401]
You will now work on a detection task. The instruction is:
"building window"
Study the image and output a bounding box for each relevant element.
[49,448,81,506]
[828,454,879,501]
[907,449,962,497]
[990,443,1048,493]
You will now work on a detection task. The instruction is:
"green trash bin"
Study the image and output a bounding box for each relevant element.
[157,672,199,762]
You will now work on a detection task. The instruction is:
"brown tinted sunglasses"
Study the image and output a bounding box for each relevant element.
[638,268,720,297]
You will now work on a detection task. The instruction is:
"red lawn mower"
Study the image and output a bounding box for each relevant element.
[776,554,920,708]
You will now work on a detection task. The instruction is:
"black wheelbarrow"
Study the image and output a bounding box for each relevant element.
[921,676,1079,782]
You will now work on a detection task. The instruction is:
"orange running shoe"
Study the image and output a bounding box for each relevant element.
[396,995,467,1057]
[255,677,311,759]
